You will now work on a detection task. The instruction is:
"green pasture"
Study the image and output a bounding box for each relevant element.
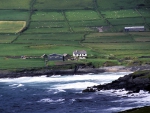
[0,0,31,9]
[0,34,17,43]
[83,42,150,50]
[31,11,64,21]
[14,39,80,45]
[66,10,101,21]
[83,36,134,43]
[0,10,29,21]
[101,9,141,19]
[133,37,150,42]
[69,20,107,27]
[97,0,145,10]
[33,0,94,10]
[86,33,126,37]
[17,33,84,41]
[24,27,70,33]
[108,17,144,25]
[138,8,150,17]
[0,57,44,69]
[85,58,119,67]
[129,32,150,36]
[29,21,68,28]
[72,27,98,33]
[0,44,96,56]
[146,18,150,24]
[0,21,26,33]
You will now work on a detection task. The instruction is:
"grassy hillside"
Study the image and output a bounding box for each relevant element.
[0,0,150,70]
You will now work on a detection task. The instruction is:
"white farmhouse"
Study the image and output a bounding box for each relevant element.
[73,50,87,59]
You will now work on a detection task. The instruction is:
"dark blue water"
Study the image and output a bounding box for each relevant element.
[0,72,150,113]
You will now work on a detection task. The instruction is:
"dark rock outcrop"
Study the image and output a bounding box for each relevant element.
[83,70,150,93]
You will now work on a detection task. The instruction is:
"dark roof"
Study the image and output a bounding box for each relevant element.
[47,54,63,61]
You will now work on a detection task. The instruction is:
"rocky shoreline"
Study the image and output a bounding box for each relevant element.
[83,69,150,93]
[0,65,150,78]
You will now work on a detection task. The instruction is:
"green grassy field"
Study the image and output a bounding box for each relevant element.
[31,11,65,21]
[101,9,141,19]
[0,0,149,69]
[0,34,17,43]
[33,0,94,10]
[0,10,29,21]
[0,0,31,10]
[97,0,145,10]
[66,10,100,21]
[108,17,144,25]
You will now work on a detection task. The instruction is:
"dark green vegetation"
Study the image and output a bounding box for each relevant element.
[119,106,150,113]
[0,0,150,70]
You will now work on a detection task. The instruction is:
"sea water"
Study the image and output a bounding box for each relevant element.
[0,72,150,113]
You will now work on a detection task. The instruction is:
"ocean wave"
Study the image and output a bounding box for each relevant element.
[37,98,65,103]
[0,72,131,84]
[9,83,24,88]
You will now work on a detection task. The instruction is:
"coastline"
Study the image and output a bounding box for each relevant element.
[0,65,150,78]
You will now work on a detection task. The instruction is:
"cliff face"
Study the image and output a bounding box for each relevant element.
[83,70,150,93]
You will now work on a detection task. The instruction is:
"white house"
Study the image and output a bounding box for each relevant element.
[73,50,87,59]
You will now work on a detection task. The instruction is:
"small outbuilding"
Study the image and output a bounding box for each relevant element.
[124,26,145,32]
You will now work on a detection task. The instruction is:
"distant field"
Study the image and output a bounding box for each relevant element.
[134,37,150,42]
[29,21,68,28]
[83,42,150,50]
[66,10,100,21]
[0,34,17,43]
[72,27,98,32]
[138,8,150,17]
[86,33,126,37]
[0,21,26,33]
[17,34,84,41]
[101,9,141,19]
[34,0,94,9]
[0,44,95,56]
[0,0,31,9]
[0,10,29,21]
[31,11,64,21]
[108,17,144,25]
[0,57,44,69]
[69,20,107,27]
[83,36,134,43]
[97,0,145,10]
[14,40,80,45]
[146,18,150,23]
[129,32,150,36]
[24,27,70,33]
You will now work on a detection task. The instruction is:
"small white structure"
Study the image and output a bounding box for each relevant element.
[73,50,87,59]
[124,26,145,32]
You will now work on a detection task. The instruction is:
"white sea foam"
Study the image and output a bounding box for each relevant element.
[97,89,150,109]
[47,89,66,94]
[106,107,134,113]
[38,98,65,103]
[9,83,24,88]
[53,82,99,90]
[0,72,132,84]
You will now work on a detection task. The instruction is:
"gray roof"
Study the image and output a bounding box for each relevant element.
[124,26,144,29]
[73,50,87,54]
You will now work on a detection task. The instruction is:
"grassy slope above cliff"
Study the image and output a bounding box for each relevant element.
[119,106,150,113]
[0,0,150,70]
